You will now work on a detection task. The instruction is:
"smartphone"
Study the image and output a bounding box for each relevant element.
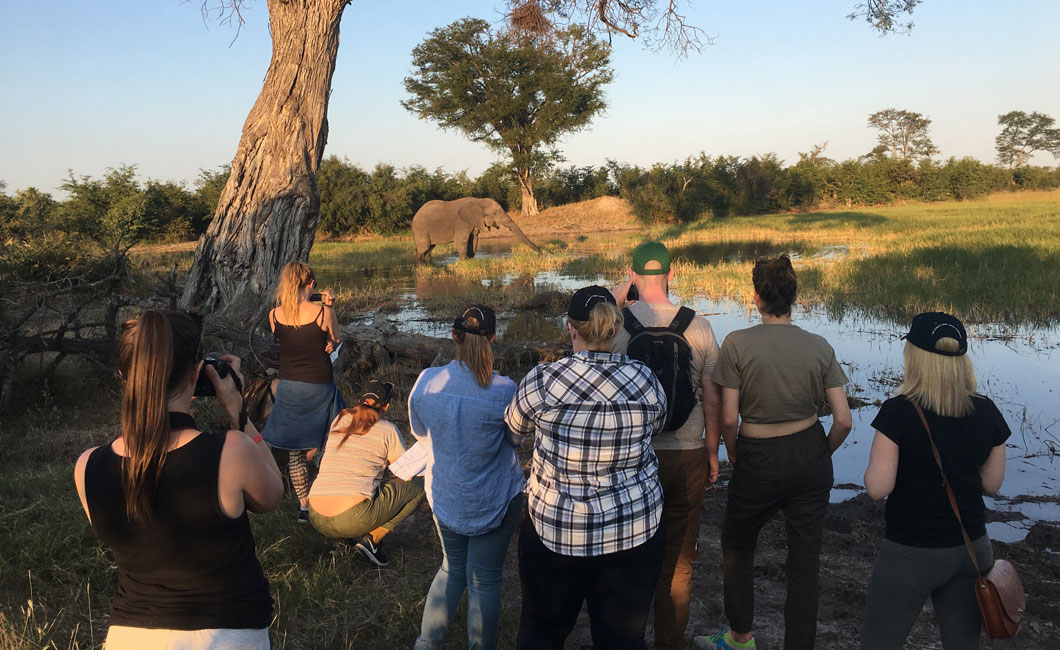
[626,283,639,301]
[309,292,324,302]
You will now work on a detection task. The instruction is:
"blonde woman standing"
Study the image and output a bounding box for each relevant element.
[861,312,1009,649]
[409,304,524,650]
[264,261,345,523]
[507,286,668,650]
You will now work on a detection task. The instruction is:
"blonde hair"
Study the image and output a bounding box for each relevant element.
[275,262,314,325]
[567,302,623,348]
[896,338,976,418]
[453,316,494,389]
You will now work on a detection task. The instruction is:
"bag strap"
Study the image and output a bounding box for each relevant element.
[622,307,644,335]
[668,306,696,335]
[909,398,983,575]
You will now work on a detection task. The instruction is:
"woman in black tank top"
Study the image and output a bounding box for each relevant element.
[262,261,346,522]
[73,310,283,649]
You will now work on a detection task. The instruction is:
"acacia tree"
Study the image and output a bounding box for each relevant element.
[995,111,1060,169]
[182,0,924,322]
[403,19,612,217]
[867,108,939,159]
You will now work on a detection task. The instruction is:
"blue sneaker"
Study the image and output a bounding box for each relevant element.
[693,629,756,650]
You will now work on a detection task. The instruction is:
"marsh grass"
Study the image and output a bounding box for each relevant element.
[0,361,524,650]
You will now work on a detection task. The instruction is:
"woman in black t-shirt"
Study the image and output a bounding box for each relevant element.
[861,312,1009,650]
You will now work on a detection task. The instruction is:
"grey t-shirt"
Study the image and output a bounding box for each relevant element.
[310,418,406,499]
[712,323,848,424]
[612,301,720,450]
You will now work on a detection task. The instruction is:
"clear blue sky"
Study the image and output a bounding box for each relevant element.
[1,1,1058,195]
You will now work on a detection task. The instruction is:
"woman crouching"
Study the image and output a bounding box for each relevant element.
[308,379,425,566]
[506,286,668,650]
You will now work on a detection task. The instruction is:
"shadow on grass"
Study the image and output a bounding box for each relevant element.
[821,244,1060,324]
[786,211,888,229]
[669,241,816,266]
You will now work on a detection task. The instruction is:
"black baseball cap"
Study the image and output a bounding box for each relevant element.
[902,312,968,356]
[568,286,617,320]
[360,379,394,406]
[453,304,496,337]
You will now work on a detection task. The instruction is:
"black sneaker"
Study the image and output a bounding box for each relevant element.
[297,507,309,524]
[354,535,390,567]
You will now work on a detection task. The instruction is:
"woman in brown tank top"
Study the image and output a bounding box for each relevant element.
[262,261,345,523]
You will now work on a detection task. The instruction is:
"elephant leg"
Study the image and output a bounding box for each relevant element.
[467,231,479,259]
[455,230,472,259]
[417,243,435,265]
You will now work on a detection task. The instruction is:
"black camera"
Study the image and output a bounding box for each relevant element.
[193,353,243,397]
[626,283,639,301]
[309,292,324,302]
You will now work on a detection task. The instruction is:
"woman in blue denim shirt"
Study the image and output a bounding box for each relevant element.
[408,304,525,650]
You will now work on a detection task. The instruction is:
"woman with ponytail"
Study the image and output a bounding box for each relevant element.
[73,310,283,649]
[697,255,852,650]
[263,261,345,523]
[307,379,425,566]
[408,304,524,650]
[505,286,668,649]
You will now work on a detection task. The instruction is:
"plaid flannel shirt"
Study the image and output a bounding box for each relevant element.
[505,350,666,557]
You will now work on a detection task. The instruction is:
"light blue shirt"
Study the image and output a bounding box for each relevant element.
[408,360,525,536]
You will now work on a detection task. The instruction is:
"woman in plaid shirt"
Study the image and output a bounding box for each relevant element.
[506,286,668,650]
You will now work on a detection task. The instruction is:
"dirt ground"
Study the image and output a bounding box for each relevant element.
[385,464,1059,650]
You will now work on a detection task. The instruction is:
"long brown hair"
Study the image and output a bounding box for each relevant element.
[116,310,202,523]
[453,316,494,388]
[275,261,314,325]
[335,399,385,449]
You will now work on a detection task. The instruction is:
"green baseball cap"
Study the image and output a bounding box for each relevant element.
[632,241,671,275]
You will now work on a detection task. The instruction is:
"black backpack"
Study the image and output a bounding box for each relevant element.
[622,306,697,432]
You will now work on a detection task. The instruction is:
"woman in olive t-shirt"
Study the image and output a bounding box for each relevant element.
[696,256,851,650]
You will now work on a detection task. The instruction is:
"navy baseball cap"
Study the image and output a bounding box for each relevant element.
[902,312,968,356]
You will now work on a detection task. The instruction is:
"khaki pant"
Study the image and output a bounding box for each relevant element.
[653,446,709,650]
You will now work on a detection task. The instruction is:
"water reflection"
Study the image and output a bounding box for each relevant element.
[314,234,1060,539]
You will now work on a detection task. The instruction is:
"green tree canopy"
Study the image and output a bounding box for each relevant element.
[867,108,939,159]
[402,18,613,216]
[995,111,1060,169]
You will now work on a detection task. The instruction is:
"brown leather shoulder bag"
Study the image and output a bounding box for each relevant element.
[910,399,1025,639]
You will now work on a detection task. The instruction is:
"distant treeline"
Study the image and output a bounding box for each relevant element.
[2,155,1058,249]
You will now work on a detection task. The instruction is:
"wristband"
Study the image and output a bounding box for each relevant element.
[251,433,263,444]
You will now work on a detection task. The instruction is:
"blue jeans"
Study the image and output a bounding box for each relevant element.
[414,494,522,650]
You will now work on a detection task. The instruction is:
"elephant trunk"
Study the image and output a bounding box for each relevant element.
[503,217,542,254]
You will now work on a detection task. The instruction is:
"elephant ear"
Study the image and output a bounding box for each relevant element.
[457,203,484,228]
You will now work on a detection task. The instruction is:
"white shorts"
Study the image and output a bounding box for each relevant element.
[105,625,270,649]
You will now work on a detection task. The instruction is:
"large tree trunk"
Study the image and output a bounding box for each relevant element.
[181,0,348,323]
[516,167,539,217]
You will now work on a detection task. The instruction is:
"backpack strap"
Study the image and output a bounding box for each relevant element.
[668,306,696,335]
[622,307,645,335]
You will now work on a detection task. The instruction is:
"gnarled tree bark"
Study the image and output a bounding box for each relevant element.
[182,0,349,322]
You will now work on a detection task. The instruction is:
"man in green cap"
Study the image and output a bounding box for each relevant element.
[612,241,721,650]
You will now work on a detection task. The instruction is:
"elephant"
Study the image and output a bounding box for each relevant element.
[411,197,542,264]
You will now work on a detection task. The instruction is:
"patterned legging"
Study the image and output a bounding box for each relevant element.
[289,450,309,501]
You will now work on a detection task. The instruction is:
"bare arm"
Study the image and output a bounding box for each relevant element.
[863,430,899,500]
[73,446,99,524]
[980,444,1007,496]
[702,373,721,483]
[824,386,853,454]
[212,357,283,515]
[718,385,740,464]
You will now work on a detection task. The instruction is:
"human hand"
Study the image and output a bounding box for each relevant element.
[325,340,335,354]
[612,278,636,308]
[320,289,335,307]
[207,355,244,422]
[708,450,720,484]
